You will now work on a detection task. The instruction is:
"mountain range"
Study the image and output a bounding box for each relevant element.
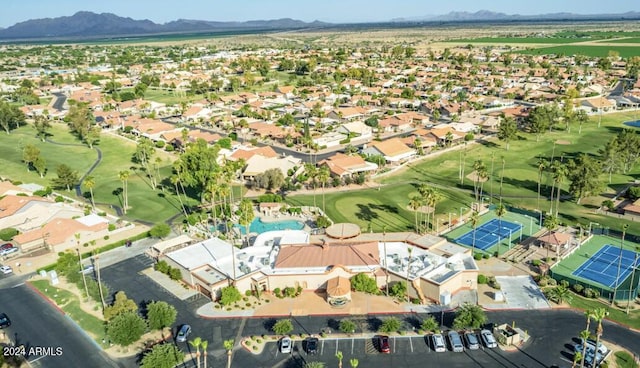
[1,10,640,41]
[391,10,640,22]
[0,11,327,40]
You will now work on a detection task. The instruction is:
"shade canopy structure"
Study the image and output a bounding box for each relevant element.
[326,276,351,307]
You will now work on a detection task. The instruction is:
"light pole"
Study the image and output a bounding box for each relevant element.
[589,222,600,236]
[459,207,467,223]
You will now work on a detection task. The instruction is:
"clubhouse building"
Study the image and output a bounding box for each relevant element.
[159,224,478,305]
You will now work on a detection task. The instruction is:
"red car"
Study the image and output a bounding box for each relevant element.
[0,243,13,250]
[378,335,390,353]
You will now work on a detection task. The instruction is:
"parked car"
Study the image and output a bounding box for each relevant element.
[432,333,446,352]
[176,324,191,343]
[0,313,10,328]
[574,344,603,367]
[0,265,12,274]
[0,246,18,256]
[378,335,390,353]
[464,331,480,350]
[448,331,464,352]
[280,336,292,354]
[579,338,608,356]
[80,264,94,274]
[480,329,497,348]
[0,243,13,250]
[304,337,318,355]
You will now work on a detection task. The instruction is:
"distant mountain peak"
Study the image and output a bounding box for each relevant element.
[391,9,640,22]
[0,11,328,41]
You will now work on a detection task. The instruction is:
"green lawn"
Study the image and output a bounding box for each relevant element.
[30,280,107,344]
[567,293,640,330]
[615,351,639,368]
[377,111,639,236]
[126,88,204,105]
[601,37,640,44]
[446,37,591,44]
[516,45,640,58]
[0,123,194,223]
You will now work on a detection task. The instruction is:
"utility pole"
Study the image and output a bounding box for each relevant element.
[75,233,89,301]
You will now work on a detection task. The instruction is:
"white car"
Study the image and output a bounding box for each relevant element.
[432,333,446,352]
[280,336,292,354]
[480,329,497,348]
[0,266,13,274]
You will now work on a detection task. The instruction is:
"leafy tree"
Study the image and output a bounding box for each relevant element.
[150,223,171,239]
[272,319,294,335]
[339,319,356,334]
[316,215,331,228]
[421,315,439,333]
[379,317,401,333]
[567,153,604,204]
[0,100,25,134]
[254,168,285,190]
[52,164,79,191]
[106,311,147,346]
[104,291,138,320]
[146,301,177,334]
[140,343,184,368]
[452,303,487,329]
[33,156,47,178]
[66,102,97,147]
[497,115,517,150]
[219,285,242,306]
[173,138,221,202]
[350,273,379,294]
[33,115,51,142]
[22,144,41,171]
[83,176,96,209]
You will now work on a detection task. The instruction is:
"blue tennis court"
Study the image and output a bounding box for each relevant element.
[454,218,522,251]
[572,245,640,288]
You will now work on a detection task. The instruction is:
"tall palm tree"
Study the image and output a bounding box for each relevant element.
[349,358,359,368]
[470,210,480,257]
[578,329,590,368]
[318,166,330,213]
[224,339,235,368]
[542,214,559,261]
[472,160,486,202]
[83,176,96,211]
[584,310,593,333]
[496,204,507,247]
[536,157,547,214]
[336,351,343,368]
[408,195,422,233]
[118,170,130,214]
[427,188,441,234]
[612,224,629,306]
[75,233,90,300]
[305,163,318,208]
[627,246,640,314]
[572,351,582,368]
[591,308,609,367]
[189,337,202,368]
[201,340,209,368]
[170,175,188,218]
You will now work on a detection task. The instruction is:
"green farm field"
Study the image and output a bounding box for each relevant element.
[516,45,640,58]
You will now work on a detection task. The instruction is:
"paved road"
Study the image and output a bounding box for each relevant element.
[98,257,640,368]
[0,284,122,368]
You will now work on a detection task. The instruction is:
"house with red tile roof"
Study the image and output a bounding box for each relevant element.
[318,153,378,178]
[13,215,110,253]
[362,138,416,163]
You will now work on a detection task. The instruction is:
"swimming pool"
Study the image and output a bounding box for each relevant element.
[623,120,640,128]
[211,218,305,235]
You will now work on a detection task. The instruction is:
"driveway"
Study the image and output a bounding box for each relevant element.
[485,275,551,310]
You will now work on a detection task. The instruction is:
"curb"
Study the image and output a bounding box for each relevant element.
[25,281,66,315]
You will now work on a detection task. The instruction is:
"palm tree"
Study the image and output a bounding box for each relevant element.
[470,210,480,257]
[627,246,640,314]
[472,160,486,202]
[201,340,209,368]
[612,224,629,306]
[591,308,609,368]
[189,337,202,368]
[83,176,96,211]
[75,233,90,300]
[318,166,330,213]
[305,163,318,208]
[584,310,593,333]
[536,157,547,213]
[349,358,359,368]
[496,203,507,240]
[118,170,130,214]
[224,339,234,368]
[408,195,422,233]
[542,214,559,261]
[572,351,582,368]
[336,351,343,368]
[578,329,590,368]
[170,175,188,218]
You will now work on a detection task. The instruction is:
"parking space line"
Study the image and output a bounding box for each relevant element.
[392,336,396,354]
[409,336,414,353]
[335,339,338,355]
[351,338,354,355]
[321,340,325,355]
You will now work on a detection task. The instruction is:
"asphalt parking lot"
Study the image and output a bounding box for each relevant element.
[98,256,640,368]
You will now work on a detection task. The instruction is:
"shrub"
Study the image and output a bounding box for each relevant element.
[272,319,294,335]
[482,253,490,259]
[572,284,584,294]
[220,285,242,306]
[0,227,19,241]
[155,141,165,149]
[283,286,296,298]
[351,273,379,294]
[477,275,487,284]
[168,267,182,280]
[55,196,65,202]
[379,317,401,333]
[560,280,569,288]
[583,288,598,298]
[108,224,116,231]
[339,319,356,334]
[155,260,169,273]
[532,259,542,267]
[474,253,483,260]
[245,290,252,297]
[164,145,174,152]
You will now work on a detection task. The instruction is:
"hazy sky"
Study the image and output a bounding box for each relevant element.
[1,0,638,28]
